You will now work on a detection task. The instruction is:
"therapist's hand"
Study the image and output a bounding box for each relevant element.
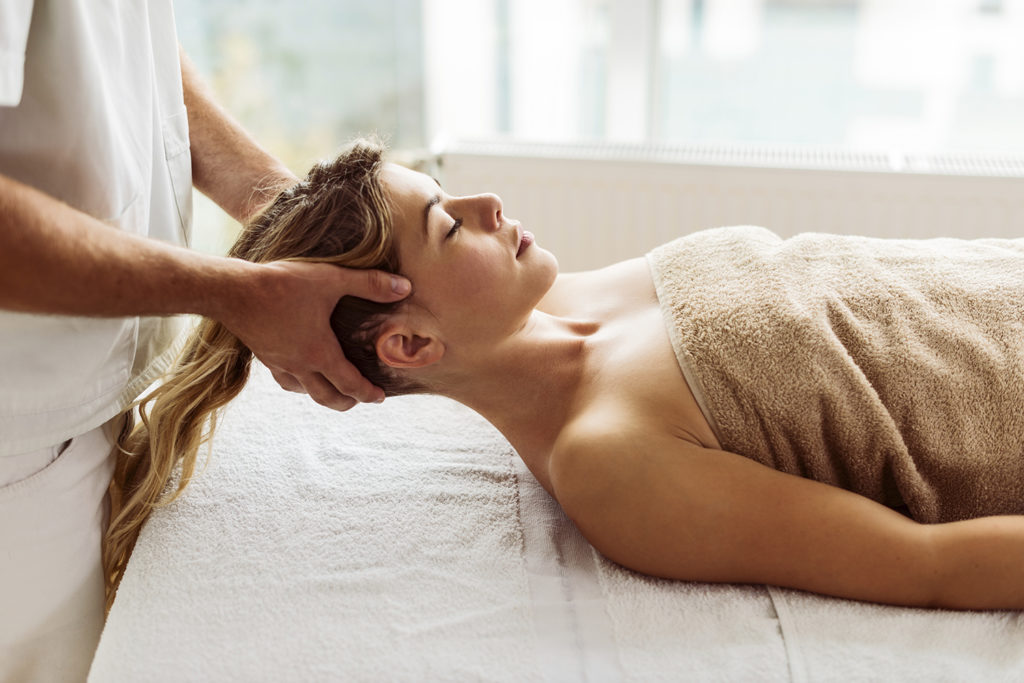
[221,261,411,411]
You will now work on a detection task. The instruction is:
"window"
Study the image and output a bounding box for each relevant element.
[177,0,1024,249]
[175,0,424,251]
[427,0,1024,153]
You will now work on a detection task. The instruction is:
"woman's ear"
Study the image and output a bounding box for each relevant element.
[376,322,445,369]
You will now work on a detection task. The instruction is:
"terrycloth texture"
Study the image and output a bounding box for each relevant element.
[88,364,787,682]
[88,364,1024,681]
[766,587,1024,682]
[648,226,1024,523]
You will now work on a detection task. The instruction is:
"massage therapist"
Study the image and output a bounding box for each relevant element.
[0,2,408,679]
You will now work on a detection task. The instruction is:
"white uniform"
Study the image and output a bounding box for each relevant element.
[0,1,192,679]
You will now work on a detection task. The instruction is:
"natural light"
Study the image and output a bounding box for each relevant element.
[175,0,1024,249]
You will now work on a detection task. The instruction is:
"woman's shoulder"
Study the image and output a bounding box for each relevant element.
[548,406,687,508]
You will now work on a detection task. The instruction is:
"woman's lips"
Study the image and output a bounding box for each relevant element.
[516,230,534,258]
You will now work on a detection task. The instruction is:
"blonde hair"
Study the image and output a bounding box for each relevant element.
[103,138,417,611]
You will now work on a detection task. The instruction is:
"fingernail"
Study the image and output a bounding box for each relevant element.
[374,396,385,404]
[392,277,411,295]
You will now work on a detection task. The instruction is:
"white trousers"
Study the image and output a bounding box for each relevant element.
[0,420,116,682]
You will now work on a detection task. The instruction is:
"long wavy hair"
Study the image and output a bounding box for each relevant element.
[103,138,417,612]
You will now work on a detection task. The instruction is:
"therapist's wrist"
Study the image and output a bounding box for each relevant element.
[192,256,266,327]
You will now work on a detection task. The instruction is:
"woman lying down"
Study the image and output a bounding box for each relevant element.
[104,139,1024,613]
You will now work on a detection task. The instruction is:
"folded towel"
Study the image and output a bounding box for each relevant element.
[647,226,1024,522]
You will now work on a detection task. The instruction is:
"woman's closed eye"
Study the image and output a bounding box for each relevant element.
[445,218,462,240]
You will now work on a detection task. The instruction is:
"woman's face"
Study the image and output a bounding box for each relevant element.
[381,163,558,348]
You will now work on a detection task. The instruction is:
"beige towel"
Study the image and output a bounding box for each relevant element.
[647,226,1024,523]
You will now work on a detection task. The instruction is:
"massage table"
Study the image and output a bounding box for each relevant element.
[89,364,1024,681]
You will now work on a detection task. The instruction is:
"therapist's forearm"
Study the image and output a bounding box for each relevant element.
[0,172,257,321]
[180,47,298,224]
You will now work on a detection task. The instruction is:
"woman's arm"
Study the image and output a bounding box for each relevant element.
[550,427,1024,609]
[927,516,1024,609]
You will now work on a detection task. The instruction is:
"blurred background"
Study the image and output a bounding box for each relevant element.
[175,0,1024,251]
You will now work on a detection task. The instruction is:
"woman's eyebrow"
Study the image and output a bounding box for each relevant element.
[423,194,441,239]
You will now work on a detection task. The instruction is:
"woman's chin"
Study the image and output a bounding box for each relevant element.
[536,245,558,274]
[543,252,560,286]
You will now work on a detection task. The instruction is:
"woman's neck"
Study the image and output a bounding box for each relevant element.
[438,311,599,475]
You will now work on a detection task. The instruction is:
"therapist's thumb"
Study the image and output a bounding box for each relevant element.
[342,267,411,303]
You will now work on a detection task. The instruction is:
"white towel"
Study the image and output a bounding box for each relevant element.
[768,587,1024,682]
[89,364,1024,682]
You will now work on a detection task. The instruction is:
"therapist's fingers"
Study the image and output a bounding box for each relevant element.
[316,343,385,405]
[339,268,411,303]
[261,327,383,406]
[227,261,398,408]
[269,363,367,410]
[316,267,403,405]
[298,370,361,412]
[269,367,305,394]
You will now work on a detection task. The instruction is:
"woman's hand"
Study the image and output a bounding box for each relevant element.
[220,261,411,411]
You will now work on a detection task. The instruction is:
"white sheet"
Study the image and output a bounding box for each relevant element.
[89,364,1024,682]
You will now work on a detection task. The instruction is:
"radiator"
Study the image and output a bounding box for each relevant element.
[435,140,1024,272]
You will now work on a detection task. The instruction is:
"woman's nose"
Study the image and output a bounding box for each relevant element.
[471,193,502,231]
